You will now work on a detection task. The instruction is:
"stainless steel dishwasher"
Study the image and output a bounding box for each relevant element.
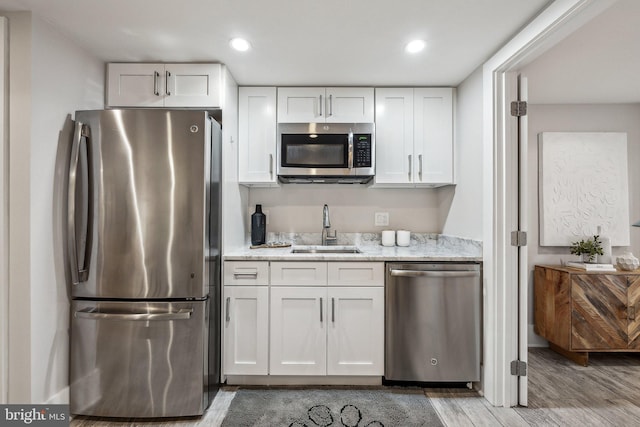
[385,262,481,382]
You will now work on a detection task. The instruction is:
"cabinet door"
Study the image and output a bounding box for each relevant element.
[571,274,628,350]
[413,88,454,185]
[325,88,374,123]
[238,87,277,184]
[373,88,414,185]
[628,275,640,349]
[327,287,384,375]
[107,63,165,107]
[223,286,269,375]
[164,64,221,107]
[270,287,327,375]
[277,87,325,122]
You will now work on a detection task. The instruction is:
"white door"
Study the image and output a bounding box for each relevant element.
[325,88,374,123]
[277,87,325,122]
[270,287,327,375]
[327,287,384,375]
[106,63,165,107]
[223,286,269,375]
[373,88,414,185]
[413,88,454,184]
[164,64,221,107]
[238,87,277,184]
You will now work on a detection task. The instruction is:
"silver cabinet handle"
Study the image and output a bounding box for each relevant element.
[390,269,479,278]
[408,154,412,181]
[153,71,160,96]
[165,70,171,96]
[226,297,231,322]
[418,154,423,181]
[75,308,193,321]
[319,94,323,117]
[233,272,258,279]
[269,153,274,179]
[328,94,333,116]
[332,297,335,323]
[320,297,323,322]
[67,121,93,285]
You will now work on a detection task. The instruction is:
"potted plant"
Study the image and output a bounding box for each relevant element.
[569,235,604,263]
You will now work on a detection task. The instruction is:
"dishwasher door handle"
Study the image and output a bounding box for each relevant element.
[390,269,479,278]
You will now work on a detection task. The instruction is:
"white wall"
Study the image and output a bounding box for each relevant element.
[441,66,483,240]
[5,11,104,403]
[526,103,640,344]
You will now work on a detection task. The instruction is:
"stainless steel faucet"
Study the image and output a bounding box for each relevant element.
[322,204,337,245]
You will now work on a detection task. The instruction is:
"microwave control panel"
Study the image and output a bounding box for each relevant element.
[353,134,372,168]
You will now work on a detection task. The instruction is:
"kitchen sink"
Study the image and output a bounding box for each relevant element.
[290,245,362,254]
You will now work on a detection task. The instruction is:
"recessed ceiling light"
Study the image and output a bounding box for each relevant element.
[405,39,426,54]
[230,38,251,52]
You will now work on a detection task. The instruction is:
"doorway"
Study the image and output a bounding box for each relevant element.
[0,16,8,404]
[483,0,619,407]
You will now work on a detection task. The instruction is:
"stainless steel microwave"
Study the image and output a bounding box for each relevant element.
[277,123,375,184]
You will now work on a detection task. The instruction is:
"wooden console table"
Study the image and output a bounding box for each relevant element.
[534,265,640,366]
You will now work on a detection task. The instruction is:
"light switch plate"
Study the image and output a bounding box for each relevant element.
[374,212,389,226]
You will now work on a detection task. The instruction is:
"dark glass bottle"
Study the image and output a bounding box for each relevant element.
[251,204,266,245]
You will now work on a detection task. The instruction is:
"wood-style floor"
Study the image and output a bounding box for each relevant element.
[71,347,640,426]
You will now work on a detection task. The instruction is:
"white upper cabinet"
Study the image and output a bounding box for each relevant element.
[107,63,222,108]
[238,87,278,185]
[277,87,374,123]
[414,88,454,185]
[374,88,414,185]
[374,87,454,187]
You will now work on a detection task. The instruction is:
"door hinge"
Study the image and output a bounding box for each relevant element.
[511,360,527,377]
[511,231,527,247]
[510,101,527,117]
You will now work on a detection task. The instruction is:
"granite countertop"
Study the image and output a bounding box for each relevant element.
[223,232,482,262]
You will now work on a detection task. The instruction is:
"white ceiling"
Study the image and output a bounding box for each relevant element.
[0,0,551,86]
[523,0,640,104]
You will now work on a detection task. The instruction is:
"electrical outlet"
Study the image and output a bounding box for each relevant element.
[374,212,389,227]
[264,210,270,225]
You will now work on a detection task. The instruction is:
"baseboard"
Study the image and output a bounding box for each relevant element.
[528,324,549,348]
[226,375,382,386]
[45,386,69,404]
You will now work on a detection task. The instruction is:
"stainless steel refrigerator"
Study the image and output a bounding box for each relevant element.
[67,109,221,418]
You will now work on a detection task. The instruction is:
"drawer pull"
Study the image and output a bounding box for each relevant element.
[233,272,258,279]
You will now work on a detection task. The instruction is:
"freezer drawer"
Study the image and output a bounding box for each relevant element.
[385,263,481,382]
[70,300,208,417]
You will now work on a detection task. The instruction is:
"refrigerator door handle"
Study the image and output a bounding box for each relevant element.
[74,308,193,321]
[67,121,94,285]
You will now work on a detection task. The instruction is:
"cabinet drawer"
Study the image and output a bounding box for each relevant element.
[224,261,269,286]
[327,262,384,286]
[271,262,327,286]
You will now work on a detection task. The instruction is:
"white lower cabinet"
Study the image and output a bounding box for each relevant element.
[270,285,384,376]
[327,287,384,375]
[270,286,327,375]
[224,261,384,379]
[223,285,269,375]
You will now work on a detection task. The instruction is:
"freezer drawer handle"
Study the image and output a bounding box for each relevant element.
[390,269,479,278]
[74,308,193,321]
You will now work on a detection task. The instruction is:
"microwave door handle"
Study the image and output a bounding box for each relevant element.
[348,132,354,169]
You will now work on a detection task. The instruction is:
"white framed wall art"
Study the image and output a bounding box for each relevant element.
[539,132,630,246]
